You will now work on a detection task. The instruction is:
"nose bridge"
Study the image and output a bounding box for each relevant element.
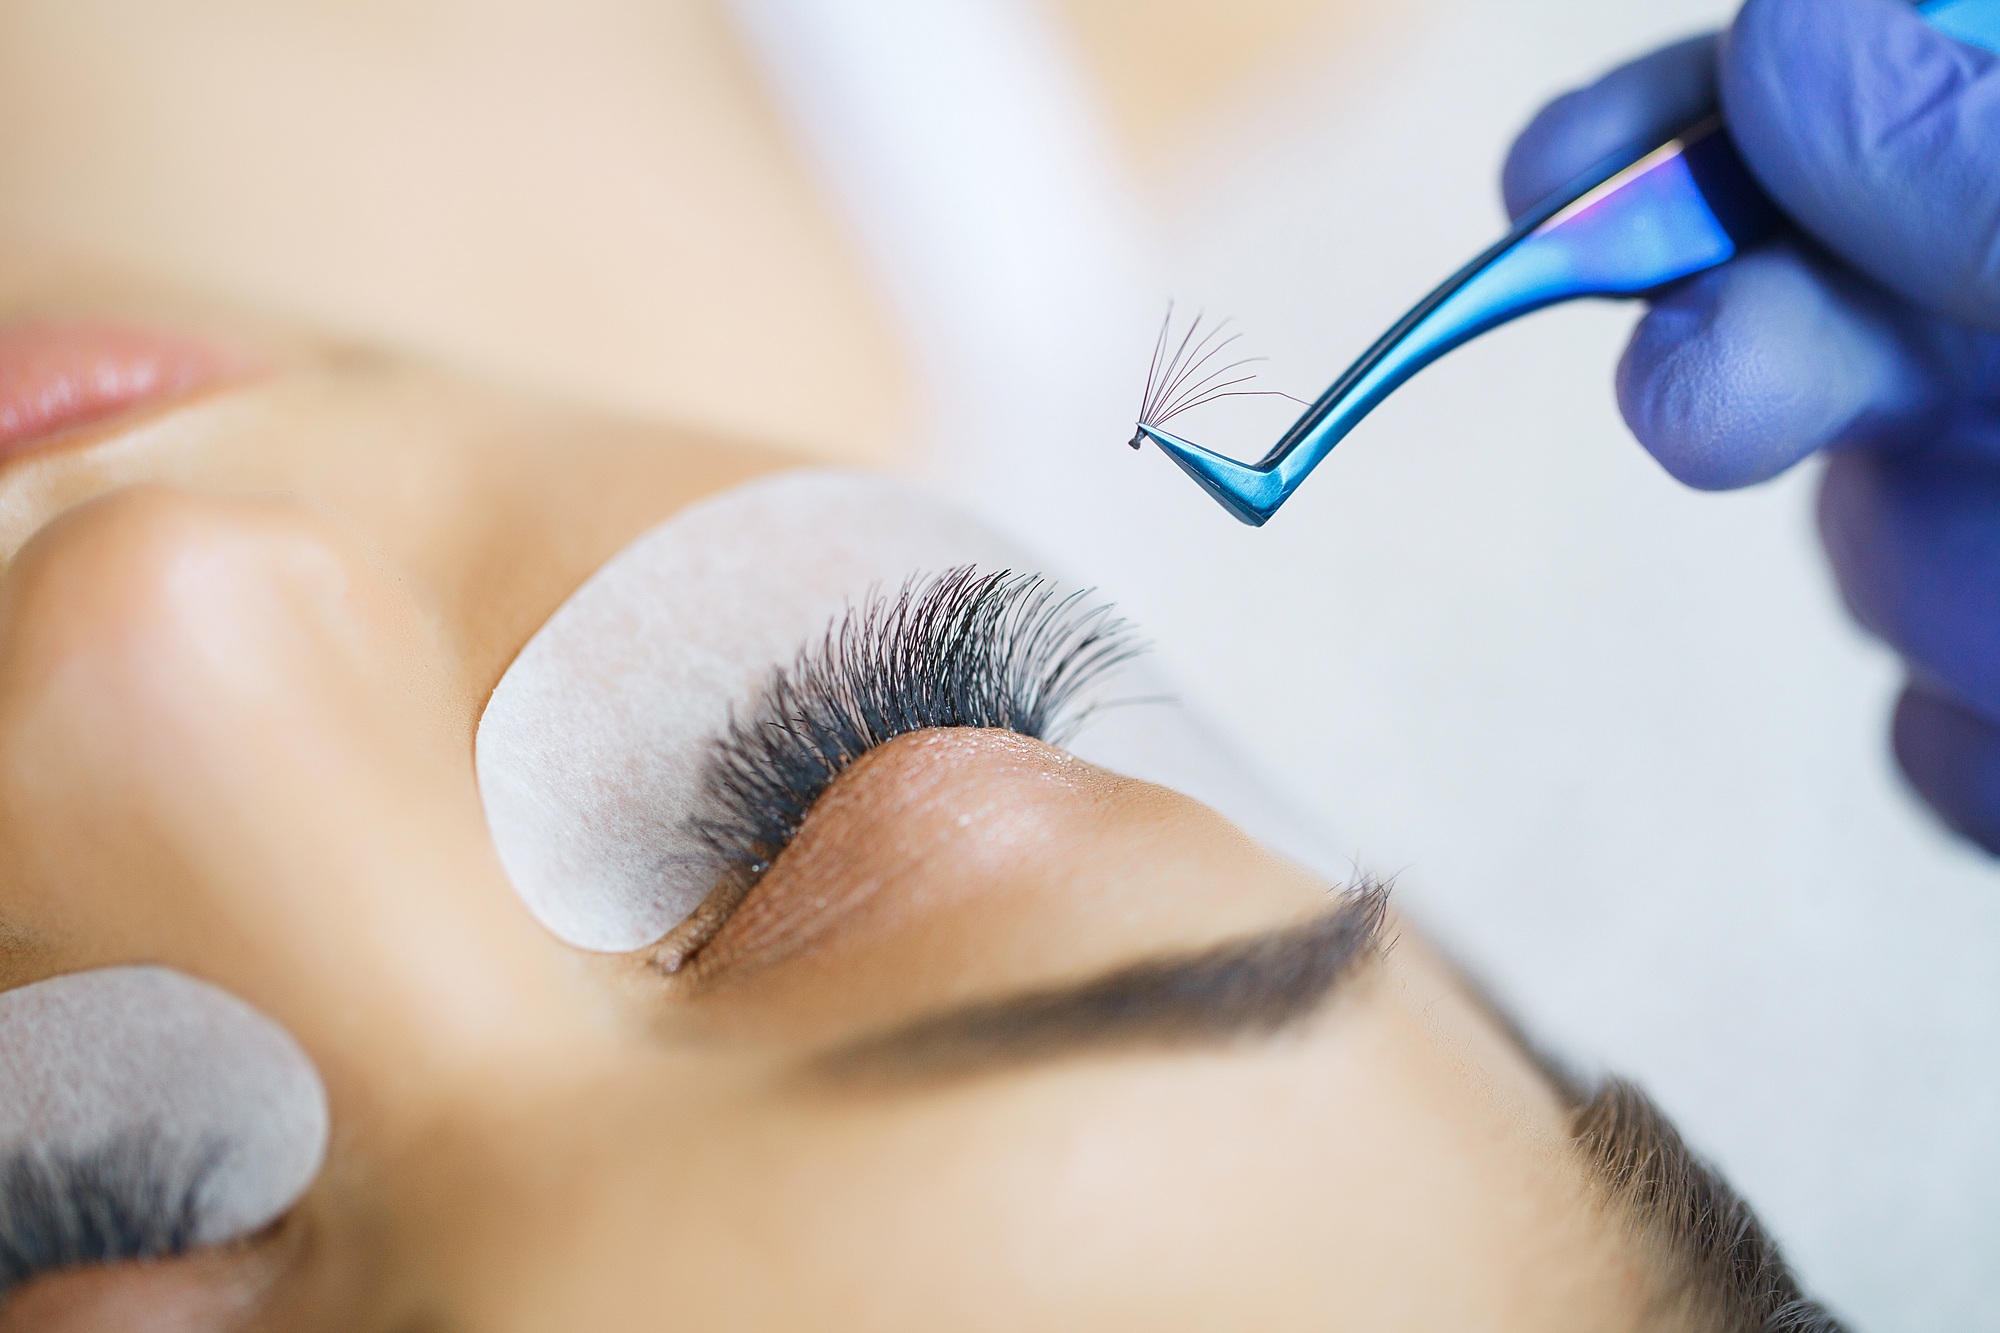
[0,485,583,1080]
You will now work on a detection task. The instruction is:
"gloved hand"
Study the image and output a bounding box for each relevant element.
[1503,0,2000,854]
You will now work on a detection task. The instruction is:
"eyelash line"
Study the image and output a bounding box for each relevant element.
[0,1127,226,1298]
[653,567,1146,972]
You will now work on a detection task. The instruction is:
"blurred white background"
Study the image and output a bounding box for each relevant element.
[733,0,2000,1326]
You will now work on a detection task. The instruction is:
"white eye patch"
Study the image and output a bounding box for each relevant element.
[0,966,328,1248]
[476,469,1337,952]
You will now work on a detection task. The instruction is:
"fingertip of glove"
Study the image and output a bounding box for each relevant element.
[1502,87,1591,221]
[1502,33,1720,222]
[1724,0,2000,326]
[1893,685,2000,857]
[1614,273,1816,491]
[1616,248,1935,490]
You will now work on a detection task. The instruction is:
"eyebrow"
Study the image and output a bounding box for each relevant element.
[1571,1079,1845,1331]
[806,883,1390,1088]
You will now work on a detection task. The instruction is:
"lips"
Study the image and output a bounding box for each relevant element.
[0,321,244,459]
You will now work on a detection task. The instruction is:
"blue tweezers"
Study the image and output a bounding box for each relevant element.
[1134,0,2000,525]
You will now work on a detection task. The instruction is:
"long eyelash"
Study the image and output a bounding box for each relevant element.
[684,567,1145,928]
[0,1129,224,1296]
[1132,304,1307,443]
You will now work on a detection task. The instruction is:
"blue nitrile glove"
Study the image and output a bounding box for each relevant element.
[1503,0,2000,854]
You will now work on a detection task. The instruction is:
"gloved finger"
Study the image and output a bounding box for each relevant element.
[1502,33,1720,221]
[1724,0,2000,329]
[1892,683,2000,856]
[1819,451,2000,719]
[1618,242,1947,490]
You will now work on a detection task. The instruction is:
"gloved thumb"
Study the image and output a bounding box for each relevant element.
[1724,0,2000,330]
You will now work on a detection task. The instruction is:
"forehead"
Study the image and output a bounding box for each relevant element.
[441,924,1609,1329]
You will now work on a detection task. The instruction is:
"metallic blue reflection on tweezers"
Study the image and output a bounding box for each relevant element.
[1137,0,2000,526]
[1928,0,2000,48]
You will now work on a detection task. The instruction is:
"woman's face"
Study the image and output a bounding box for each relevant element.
[0,253,1648,1331]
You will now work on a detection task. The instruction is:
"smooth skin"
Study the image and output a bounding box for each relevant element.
[0,252,1654,1330]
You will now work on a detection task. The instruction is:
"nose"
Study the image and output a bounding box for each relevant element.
[0,485,589,1089]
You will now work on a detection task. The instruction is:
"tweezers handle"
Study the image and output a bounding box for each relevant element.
[1144,0,2000,526]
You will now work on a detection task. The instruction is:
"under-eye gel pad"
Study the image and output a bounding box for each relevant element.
[0,967,328,1247]
[476,470,1337,952]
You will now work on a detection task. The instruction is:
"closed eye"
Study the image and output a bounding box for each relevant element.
[653,567,1145,971]
[0,1129,221,1296]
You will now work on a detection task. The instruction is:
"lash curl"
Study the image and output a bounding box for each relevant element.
[689,566,1147,903]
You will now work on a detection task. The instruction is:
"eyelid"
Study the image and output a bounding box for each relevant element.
[656,567,1143,972]
[0,968,327,1300]
[660,728,1083,986]
[0,1220,300,1333]
[475,471,1055,954]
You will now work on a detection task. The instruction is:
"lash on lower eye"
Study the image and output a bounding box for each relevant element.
[675,567,1144,954]
[0,1128,225,1297]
